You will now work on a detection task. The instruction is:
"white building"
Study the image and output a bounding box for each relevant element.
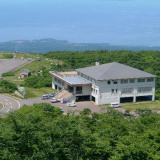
[49,62,156,105]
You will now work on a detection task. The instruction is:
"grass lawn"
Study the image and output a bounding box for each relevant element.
[100,101,160,112]
[3,53,62,87]
[1,53,61,99]
[25,87,57,98]
[122,101,160,112]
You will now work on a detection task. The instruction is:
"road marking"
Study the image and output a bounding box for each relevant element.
[6,96,21,109]
[0,102,4,112]
[0,94,21,113]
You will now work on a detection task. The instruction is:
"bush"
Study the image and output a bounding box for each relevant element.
[24,69,52,88]
[2,71,15,77]
[0,80,17,93]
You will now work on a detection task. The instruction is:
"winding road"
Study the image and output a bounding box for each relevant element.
[0,94,20,113]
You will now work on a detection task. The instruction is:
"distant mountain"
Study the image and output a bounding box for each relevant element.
[0,38,160,53]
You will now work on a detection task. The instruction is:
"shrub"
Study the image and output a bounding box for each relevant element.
[2,71,15,77]
[0,80,17,93]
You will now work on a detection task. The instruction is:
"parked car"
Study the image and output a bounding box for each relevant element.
[41,94,51,100]
[67,101,76,107]
[51,98,58,103]
[110,102,121,108]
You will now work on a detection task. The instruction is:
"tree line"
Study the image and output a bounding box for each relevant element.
[45,50,160,99]
[0,103,160,159]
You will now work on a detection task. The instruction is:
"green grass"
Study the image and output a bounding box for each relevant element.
[122,101,160,112]
[25,87,57,98]
[1,53,62,99]
[100,101,160,112]
[3,53,61,87]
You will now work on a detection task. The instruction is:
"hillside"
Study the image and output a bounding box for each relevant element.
[0,38,160,53]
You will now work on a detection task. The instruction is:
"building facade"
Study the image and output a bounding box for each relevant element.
[50,62,156,105]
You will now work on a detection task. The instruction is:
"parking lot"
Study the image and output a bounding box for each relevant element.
[0,59,28,75]
[19,98,103,114]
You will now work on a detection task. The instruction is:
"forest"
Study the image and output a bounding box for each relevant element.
[45,50,160,99]
[1,50,160,159]
[0,103,160,160]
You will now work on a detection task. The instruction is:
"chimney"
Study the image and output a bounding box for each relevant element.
[95,59,100,66]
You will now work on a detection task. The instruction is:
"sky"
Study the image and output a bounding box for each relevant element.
[0,0,160,46]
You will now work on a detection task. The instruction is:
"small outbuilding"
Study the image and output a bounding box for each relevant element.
[20,69,31,78]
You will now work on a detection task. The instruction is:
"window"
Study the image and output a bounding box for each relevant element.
[62,82,64,86]
[147,78,154,82]
[111,89,118,94]
[113,81,118,84]
[55,78,57,82]
[121,79,128,84]
[121,88,133,94]
[138,78,145,83]
[130,79,135,83]
[76,86,82,94]
[108,81,111,84]
[138,87,152,92]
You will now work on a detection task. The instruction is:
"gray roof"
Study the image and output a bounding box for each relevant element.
[49,71,91,85]
[22,68,31,73]
[76,62,156,80]
[63,75,91,85]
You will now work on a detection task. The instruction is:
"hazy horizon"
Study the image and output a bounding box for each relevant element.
[0,0,160,46]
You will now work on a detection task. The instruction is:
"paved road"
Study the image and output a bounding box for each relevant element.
[20,98,103,113]
[0,95,130,115]
[0,94,104,114]
[0,59,28,76]
[0,94,20,113]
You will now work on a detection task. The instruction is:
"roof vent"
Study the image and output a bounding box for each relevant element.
[95,59,100,66]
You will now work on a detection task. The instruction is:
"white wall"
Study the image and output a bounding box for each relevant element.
[52,73,155,105]
[52,77,66,90]
[82,85,91,95]
[94,78,155,105]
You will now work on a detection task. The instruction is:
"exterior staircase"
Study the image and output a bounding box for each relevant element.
[55,89,75,102]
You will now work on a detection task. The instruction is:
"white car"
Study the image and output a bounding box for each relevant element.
[67,101,76,107]
[51,98,58,103]
[110,102,121,108]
